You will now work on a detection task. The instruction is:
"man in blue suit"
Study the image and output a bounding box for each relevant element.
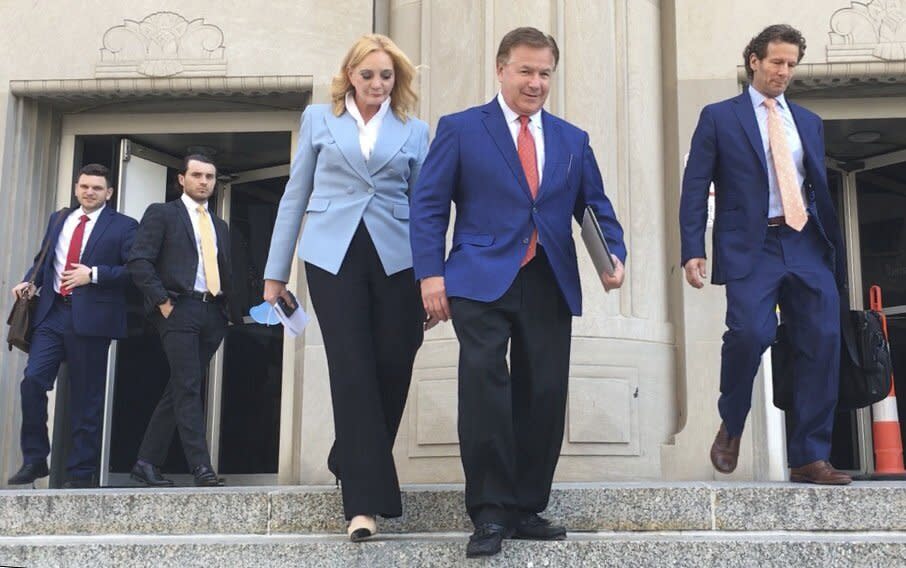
[411,27,626,557]
[680,24,850,485]
[7,164,137,488]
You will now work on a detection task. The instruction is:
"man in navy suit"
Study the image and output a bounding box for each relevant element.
[680,24,850,485]
[411,27,626,557]
[7,164,137,488]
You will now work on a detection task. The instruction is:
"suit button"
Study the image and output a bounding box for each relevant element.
[346,187,354,194]
[367,188,375,194]
[532,206,538,213]
[522,238,529,244]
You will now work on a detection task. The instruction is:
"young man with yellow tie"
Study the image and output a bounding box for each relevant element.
[127,154,233,487]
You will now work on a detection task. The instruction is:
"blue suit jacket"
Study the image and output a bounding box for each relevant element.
[264,104,430,280]
[410,100,626,317]
[25,206,138,339]
[679,90,846,286]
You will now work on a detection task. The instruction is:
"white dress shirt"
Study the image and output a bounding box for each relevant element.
[497,92,545,186]
[51,204,105,293]
[345,92,391,161]
[180,192,219,293]
[748,85,807,218]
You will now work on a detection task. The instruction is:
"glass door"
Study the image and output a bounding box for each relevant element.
[826,149,906,476]
[208,166,289,484]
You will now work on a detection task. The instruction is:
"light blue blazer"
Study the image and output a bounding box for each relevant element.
[264,103,430,281]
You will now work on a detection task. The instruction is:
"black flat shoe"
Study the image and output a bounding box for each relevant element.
[7,462,49,485]
[192,464,224,487]
[466,522,513,558]
[512,513,567,540]
[130,462,174,487]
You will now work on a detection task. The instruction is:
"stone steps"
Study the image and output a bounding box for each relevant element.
[3,482,906,535]
[2,482,906,566]
[2,532,906,567]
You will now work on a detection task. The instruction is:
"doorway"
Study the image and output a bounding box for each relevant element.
[53,115,298,486]
[826,144,906,476]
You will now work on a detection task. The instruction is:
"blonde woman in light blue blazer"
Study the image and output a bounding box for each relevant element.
[263,34,429,541]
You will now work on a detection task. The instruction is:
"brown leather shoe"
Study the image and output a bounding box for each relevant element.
[710,422,741,474]
[790,460,852,485]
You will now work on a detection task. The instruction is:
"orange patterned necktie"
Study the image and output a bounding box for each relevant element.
[764,98,807,231]
[518,115,539,266]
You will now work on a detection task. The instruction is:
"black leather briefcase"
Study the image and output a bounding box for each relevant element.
[772,305,892,411]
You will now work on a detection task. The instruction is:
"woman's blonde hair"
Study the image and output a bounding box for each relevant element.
[330,34,418,121]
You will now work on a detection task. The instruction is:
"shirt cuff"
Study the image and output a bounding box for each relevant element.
[91,267,98,284]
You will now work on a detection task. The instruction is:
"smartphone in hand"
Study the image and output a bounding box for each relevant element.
[276,291,298,317]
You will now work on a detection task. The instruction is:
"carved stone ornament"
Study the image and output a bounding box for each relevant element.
[828,0,906,62]
[96,11,226,78]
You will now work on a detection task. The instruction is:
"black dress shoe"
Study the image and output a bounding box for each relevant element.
[7,462,49,485]
[513,513,567,540]
[62,477,96,489]
[130,462,174,487]
[192,464,224,487]
[466,522,513,558]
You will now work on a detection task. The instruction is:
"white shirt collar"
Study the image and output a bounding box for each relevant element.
[345,92,392,127]
[181,191,208,212]
[497,92,543,128]
[748,84,788,111]
[75,203,105,221]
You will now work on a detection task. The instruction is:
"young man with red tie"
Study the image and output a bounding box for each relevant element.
[7,164,137,488]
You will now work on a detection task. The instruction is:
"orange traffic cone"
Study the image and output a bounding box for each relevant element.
[868,285,906,479]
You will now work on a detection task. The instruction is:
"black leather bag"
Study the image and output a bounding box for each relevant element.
[772,301,892,412]
[5,209,68,353]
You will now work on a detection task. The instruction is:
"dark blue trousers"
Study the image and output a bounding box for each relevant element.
[20,296,111,479]
[719,220,840,468]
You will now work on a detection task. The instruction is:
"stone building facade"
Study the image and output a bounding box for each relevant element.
[0,0,904,487]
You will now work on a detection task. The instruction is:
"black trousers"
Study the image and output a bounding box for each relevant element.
[137,297,227,469]
[306,223,424,520]
[449,248,572,527]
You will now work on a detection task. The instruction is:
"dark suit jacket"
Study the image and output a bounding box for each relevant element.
[25,206,138,339]
[128,198,234,319]
[410,99,625,316]
[679,88,846,287]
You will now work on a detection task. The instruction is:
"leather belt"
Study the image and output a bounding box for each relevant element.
[184,290,223,303]
[767,216,787,227]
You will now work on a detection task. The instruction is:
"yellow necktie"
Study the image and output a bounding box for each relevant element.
[764,98,807,231]
[196,205,221,296]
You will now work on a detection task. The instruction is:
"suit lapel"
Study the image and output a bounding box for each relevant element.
[367,111,411,175]
[43,208,71,278]
[324,111,373,185]
[537,111,562,198]
[481,100,534,201]
[80,205,112,262]
[731,91,768,177]
[173,198,196,248]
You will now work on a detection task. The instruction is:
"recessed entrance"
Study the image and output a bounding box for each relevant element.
[824,118,906,475]
[51,113,299,486]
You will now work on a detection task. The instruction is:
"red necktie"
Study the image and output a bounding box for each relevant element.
[518,115,539,266]
[61,214,89,296]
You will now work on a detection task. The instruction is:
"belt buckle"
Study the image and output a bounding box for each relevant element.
[202,292,213,303]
